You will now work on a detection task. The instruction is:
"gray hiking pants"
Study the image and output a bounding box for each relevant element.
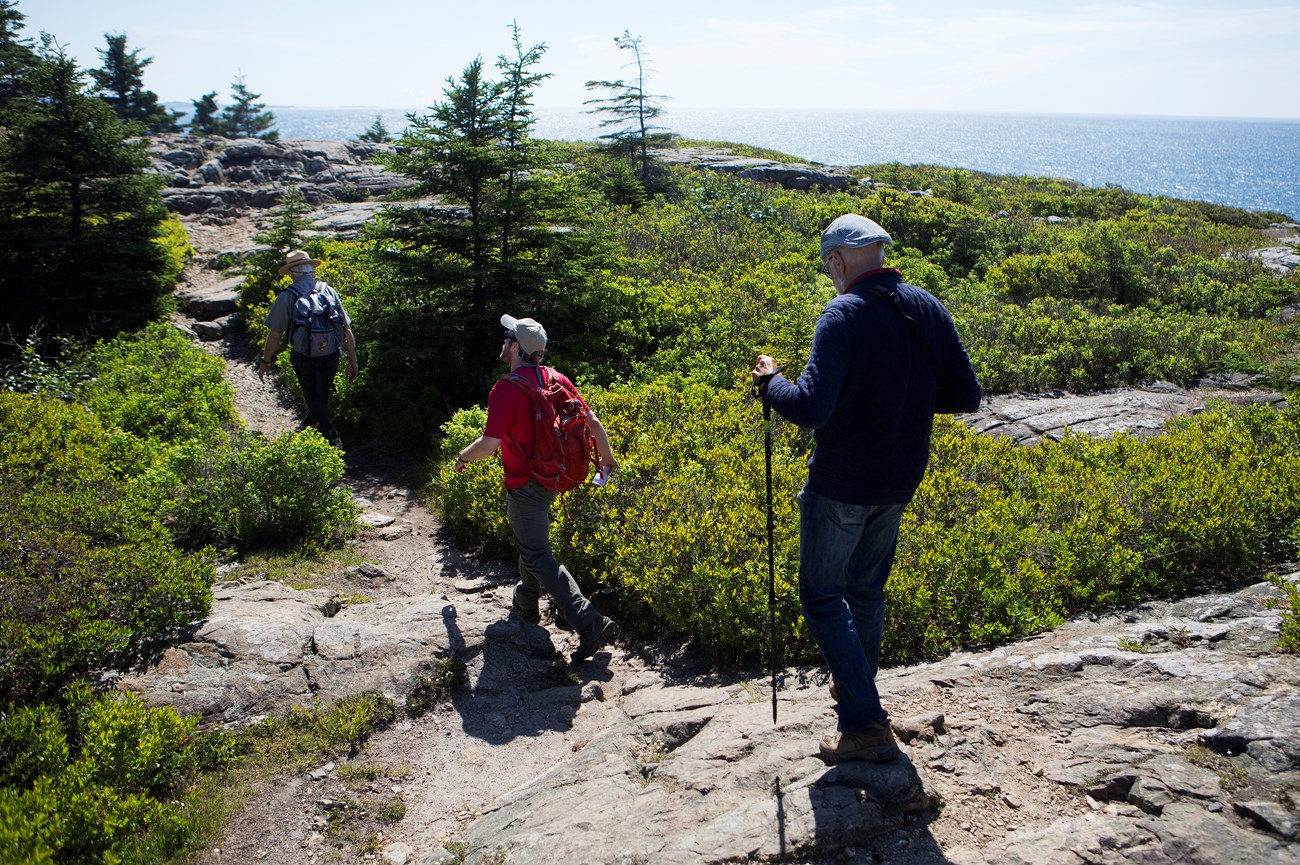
[506,479,598,631]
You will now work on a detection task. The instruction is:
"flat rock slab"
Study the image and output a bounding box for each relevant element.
[963,384,1288,444]
[455,693,937,865]
[116,581,560,725]
[175,275,244,320]
[116,568,1300,865]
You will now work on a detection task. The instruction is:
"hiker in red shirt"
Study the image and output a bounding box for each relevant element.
[455,314,619,662]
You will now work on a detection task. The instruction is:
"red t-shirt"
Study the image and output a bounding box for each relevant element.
[484,365,590,490]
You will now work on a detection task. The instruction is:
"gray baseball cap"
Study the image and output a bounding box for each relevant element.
[820,214,893,257]
[501,314,547,355]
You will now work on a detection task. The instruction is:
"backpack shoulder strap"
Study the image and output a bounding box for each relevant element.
[866,285,940,377]
[506,367,548,390]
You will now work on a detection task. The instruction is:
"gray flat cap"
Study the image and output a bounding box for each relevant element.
[820,214,893,257]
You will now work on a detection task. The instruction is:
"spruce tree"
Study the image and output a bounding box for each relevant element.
[239,185,315,312]
[219,73,277,140]
[366,37,610,416]
[584,31,673,181]
[189,90,225,135]
[0,0,36,111]
[90,32,180,133]
[356,113,390,143]
[0,42,171,347]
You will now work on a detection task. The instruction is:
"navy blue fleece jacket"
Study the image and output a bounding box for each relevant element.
[762,268,981,505]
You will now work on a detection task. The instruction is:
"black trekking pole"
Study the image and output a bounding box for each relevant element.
[754,366,782,725]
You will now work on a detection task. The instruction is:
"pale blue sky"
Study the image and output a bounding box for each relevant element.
[18,0,1300,118]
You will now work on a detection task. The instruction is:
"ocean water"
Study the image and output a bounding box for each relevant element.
[246,105,1300,219]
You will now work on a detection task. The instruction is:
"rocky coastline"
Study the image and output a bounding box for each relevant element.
[132,134,1300,864]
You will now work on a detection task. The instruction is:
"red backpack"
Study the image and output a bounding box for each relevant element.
[505,366,597,493]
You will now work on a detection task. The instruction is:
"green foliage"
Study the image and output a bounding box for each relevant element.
[429,406,512,557]
[1267,574,1300,652]
[143,428,358,551]
[583,30,673,181]
[219,72,276,140]
[0,475,213,703]
[0,334,93,401]
[0,1,38,112]
[64,682,198,798]
[884,406,1300,662]
[78,323,237,444]
[956,295,1282,393]
[0,685,207,865]
[154,213,192,282]
[89,32,180,133]
[0,42,174,349]
[0,704,67,789]
[356,113,391,143]
[0,391,213,703]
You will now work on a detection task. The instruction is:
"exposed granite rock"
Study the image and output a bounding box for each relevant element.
[174,274,243,320]
[146,134,416,216]
[961,382,1289,445]
[651,145,855,190]
[1250,247,1300,274]
[118,570,1300,864]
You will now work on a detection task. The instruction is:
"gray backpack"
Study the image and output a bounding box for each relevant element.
[285,281,345,357]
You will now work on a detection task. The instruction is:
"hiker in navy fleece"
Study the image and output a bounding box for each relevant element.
[752,214,980,763]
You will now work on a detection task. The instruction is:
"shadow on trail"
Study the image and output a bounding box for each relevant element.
[799,752,952,864]
[442,600,612,747]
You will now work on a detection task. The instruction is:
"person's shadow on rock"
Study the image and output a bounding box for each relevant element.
[443,603,585,746]
[801,749,951,862]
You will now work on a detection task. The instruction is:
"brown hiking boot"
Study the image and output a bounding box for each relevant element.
[819,721,900,763]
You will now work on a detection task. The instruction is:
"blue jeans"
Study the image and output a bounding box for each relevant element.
[797,485,906,732]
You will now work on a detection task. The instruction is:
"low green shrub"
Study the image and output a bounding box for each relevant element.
[78,323,237,444]
[0,393,213,704]
[0,685,203,865]
[1267,574,1300,652]
[0,477,213,704]
[433,391,1300,665]
[429,406,512,559]
[0,704,67,790]
[0,391,143,487]
[144,429,358,551]
[154,215,194,285]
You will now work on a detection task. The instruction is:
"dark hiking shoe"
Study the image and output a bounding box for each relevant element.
[571,615,614,662]
[819,721,900,764]
[510,588,540,625]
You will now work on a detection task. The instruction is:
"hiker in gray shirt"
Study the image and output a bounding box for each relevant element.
[258,250,358,448]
